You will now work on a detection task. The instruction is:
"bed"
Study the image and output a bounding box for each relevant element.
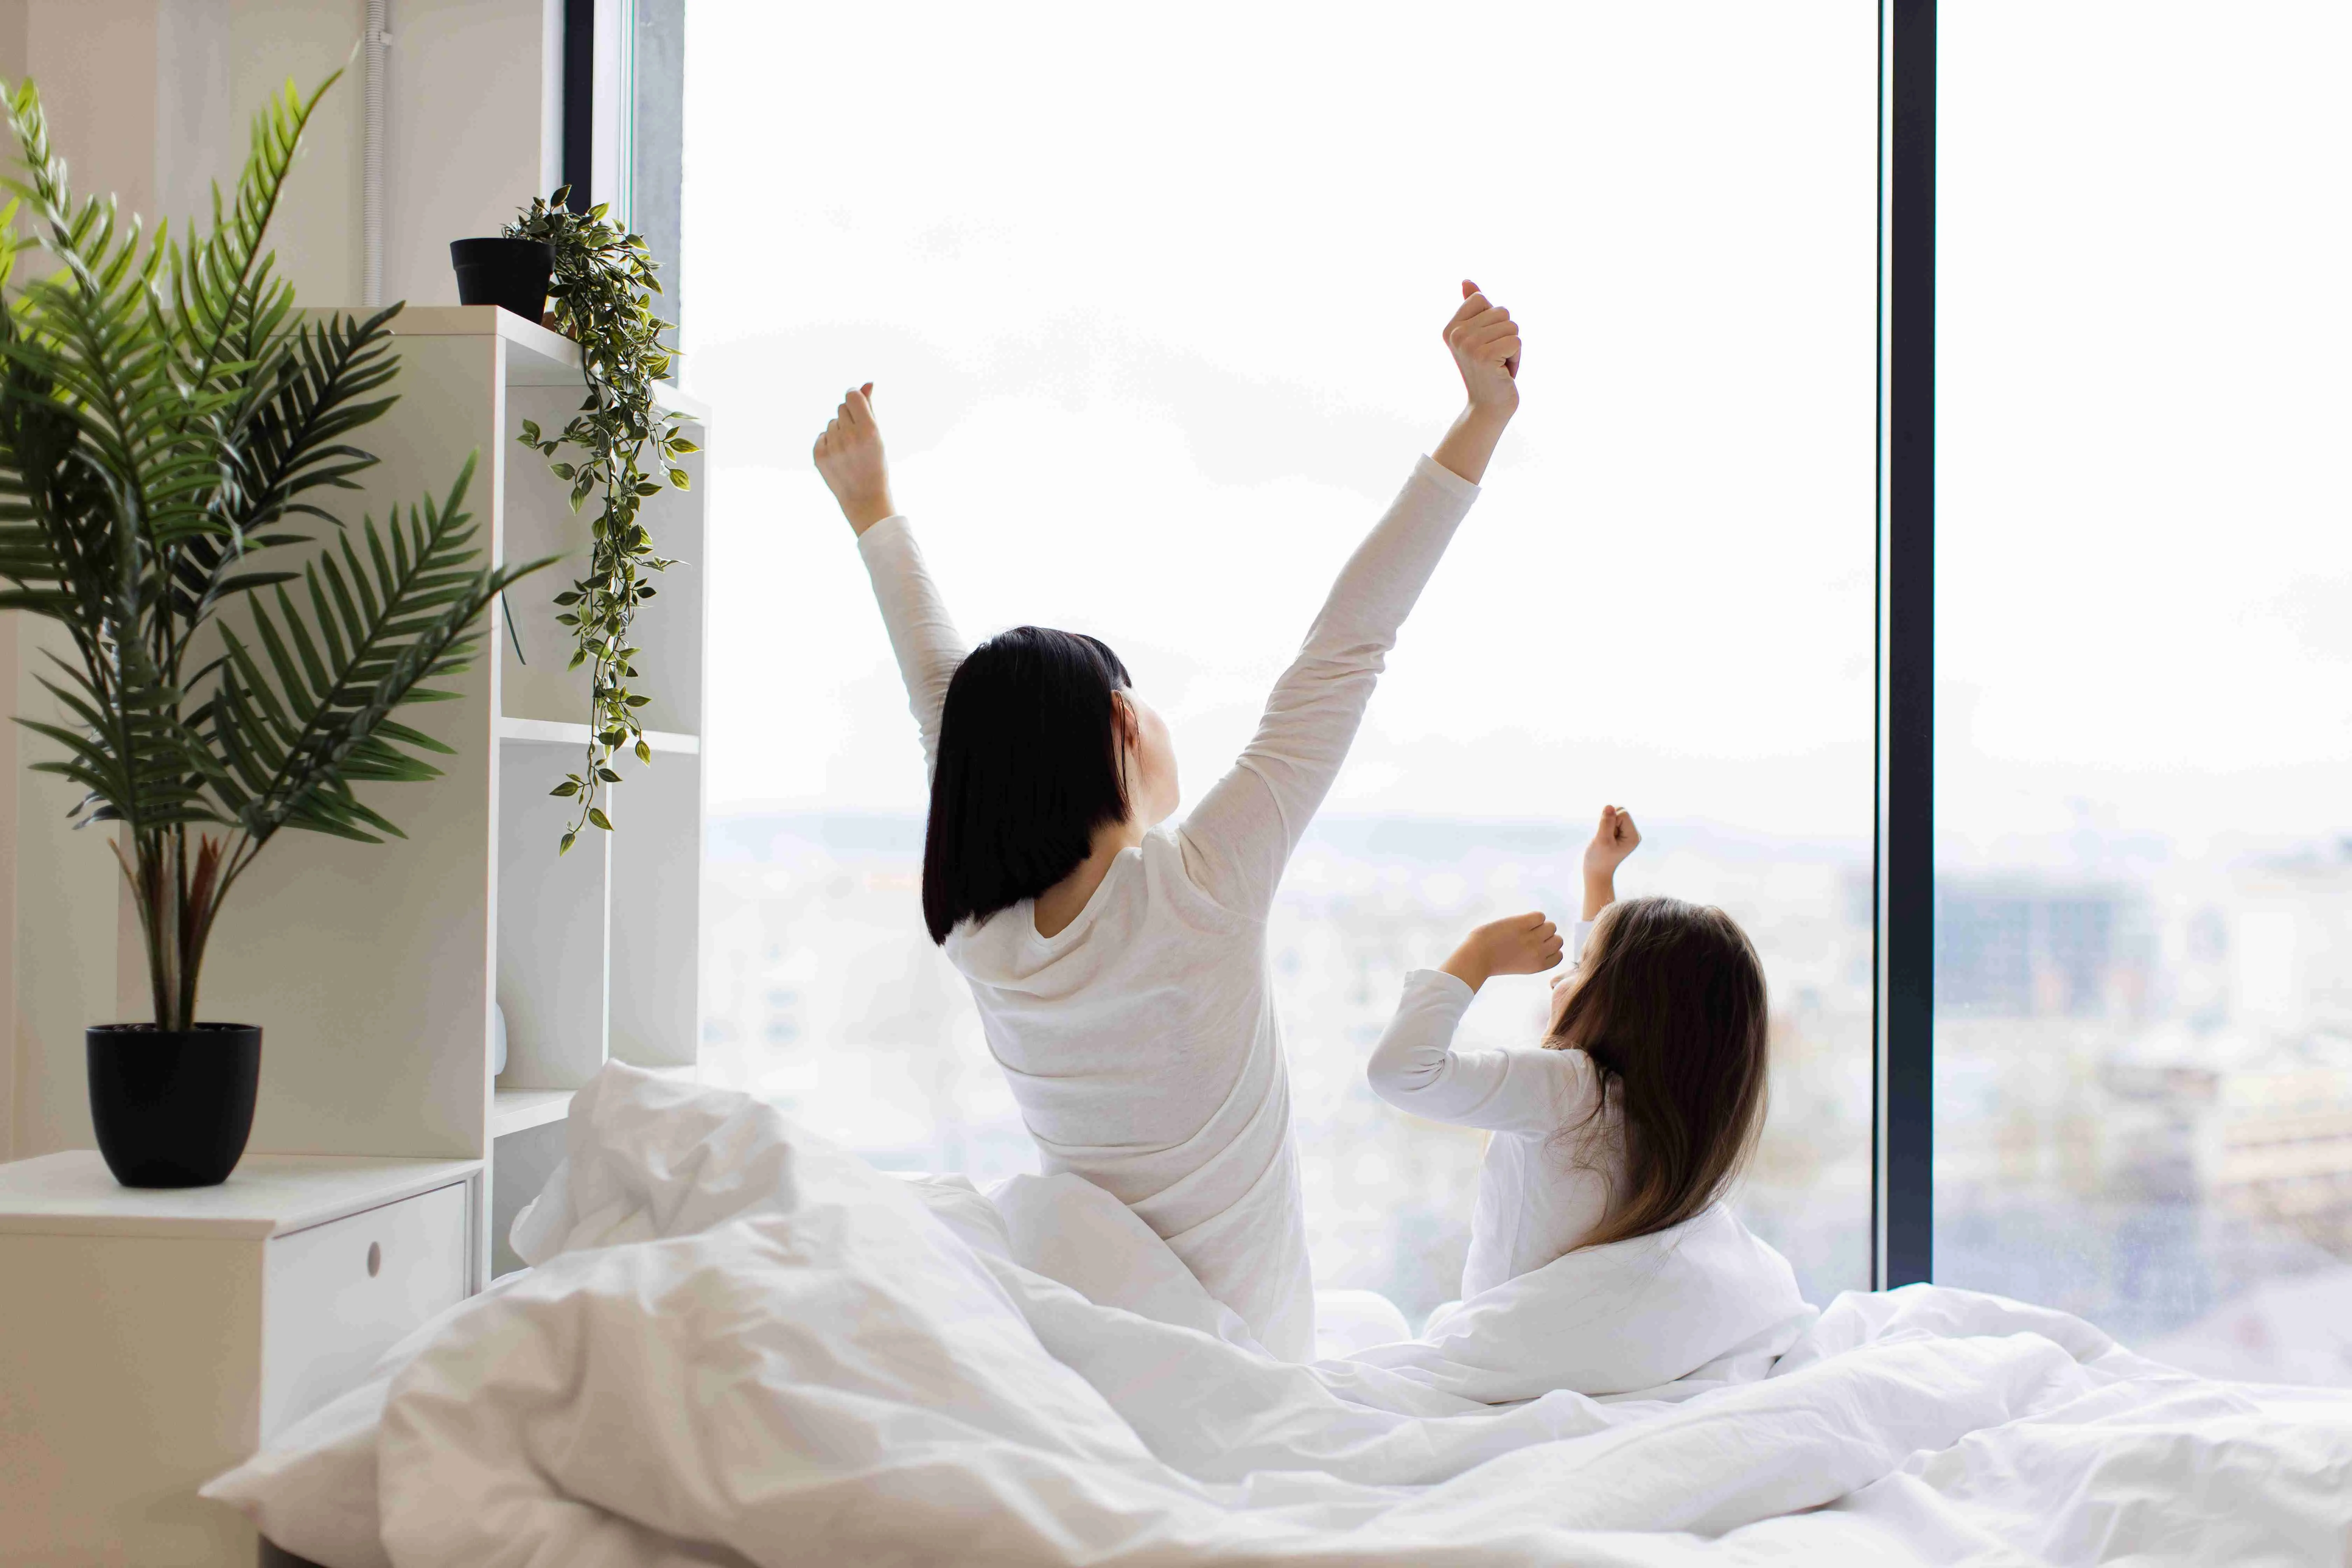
[210,1064,2352,1567]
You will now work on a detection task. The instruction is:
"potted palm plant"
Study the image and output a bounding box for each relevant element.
[0,75,553,1186]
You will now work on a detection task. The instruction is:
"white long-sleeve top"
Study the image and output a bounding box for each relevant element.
[856,456,1480,1360]
[1365,920,1628,1300]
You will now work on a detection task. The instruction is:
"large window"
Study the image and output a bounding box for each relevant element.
[1936,2,2352,1382]
[682,2,1878,1317]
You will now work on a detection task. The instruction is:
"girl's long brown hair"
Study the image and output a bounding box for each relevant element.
[1546,896,1769,1250]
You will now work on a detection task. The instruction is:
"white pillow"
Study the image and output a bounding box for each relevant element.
[204,1067,1052,1567]
[204,1272,530,1568]
[207,1059,810,1568]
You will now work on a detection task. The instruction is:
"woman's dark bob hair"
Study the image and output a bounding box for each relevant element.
[922,625,1132,944]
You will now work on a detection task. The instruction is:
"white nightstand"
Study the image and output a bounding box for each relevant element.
[0,1151,482,1566]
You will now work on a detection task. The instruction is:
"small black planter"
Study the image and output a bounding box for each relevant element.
[449,237,554,323]
[86,1024,262,1188]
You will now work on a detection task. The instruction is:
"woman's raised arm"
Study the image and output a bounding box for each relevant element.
[1179,284,1522,916]
[817,384,967,772]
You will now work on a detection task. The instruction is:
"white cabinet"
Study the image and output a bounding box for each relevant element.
[261,1181,469,1436]
[0,1152,479,1566]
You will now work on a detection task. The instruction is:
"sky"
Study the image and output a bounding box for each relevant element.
[1936,2,2352,857]
[676,0,2352,859]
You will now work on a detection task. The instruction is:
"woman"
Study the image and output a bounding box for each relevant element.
[812,283,1522,1359]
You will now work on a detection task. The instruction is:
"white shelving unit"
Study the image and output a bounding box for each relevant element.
[136,306,710,1284]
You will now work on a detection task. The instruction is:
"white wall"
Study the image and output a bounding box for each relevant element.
[225,0,370,303]
[0,0,561,1160]
[0,0,161,1163]
[384,0,563,306]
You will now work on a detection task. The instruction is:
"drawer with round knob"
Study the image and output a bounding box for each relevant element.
[262,1180,469,1434]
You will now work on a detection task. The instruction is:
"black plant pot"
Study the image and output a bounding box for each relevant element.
[86,1024,262,1188]
[449,237,553,323]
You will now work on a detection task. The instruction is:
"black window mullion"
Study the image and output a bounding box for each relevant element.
[1875,0,1935,1290]
[563,0,597,215]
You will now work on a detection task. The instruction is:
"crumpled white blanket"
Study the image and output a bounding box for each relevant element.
[208,1064,2352,1567]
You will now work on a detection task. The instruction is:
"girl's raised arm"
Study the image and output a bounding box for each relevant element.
[1368,913,1592,1135]
[818,385,967,773]
[1179,284,1523,916]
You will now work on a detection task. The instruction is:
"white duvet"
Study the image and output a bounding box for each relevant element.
[209,1065,2352,1567]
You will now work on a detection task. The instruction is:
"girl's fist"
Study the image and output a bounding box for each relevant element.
[1583,805,1641,883]
[1442,910,1565,992]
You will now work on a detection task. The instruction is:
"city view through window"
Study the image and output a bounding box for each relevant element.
[681,0,1879,1321]
[672,7,2352,1377]
[1932,2,2352,1383]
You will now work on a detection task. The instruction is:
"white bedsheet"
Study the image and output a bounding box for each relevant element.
[208,1065,2352,1567]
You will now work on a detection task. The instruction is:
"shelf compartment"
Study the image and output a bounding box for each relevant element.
[609,753,705,1070]
[496,384,706,739]
[494,738,609,1090]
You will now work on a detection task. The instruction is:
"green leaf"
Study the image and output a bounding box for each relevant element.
[550,780,579,797]
[667,468,690,489]
[587,806,612,831]
[633,738,652,764]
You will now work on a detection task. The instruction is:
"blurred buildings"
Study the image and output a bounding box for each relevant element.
[1934,836,2352,1380]
[700,813,2352,1380]
[702,812,1875,1318]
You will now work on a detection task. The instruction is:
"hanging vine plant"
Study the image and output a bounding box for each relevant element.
[508,187,697,853]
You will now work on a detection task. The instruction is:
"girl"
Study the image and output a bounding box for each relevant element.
[1366,806,1770,1300]
[812,283,1523,1361]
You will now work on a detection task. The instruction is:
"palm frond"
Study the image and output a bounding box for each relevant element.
[166,72,340,392]
[16,656,218,830]
[210,455,555,845]
[168,304,406,625]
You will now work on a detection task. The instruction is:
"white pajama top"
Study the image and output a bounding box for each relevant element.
[1365,919,1629,1301]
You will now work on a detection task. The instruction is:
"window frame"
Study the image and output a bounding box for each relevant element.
[675,0,1934,1292]
[1874,0,1935,1290]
